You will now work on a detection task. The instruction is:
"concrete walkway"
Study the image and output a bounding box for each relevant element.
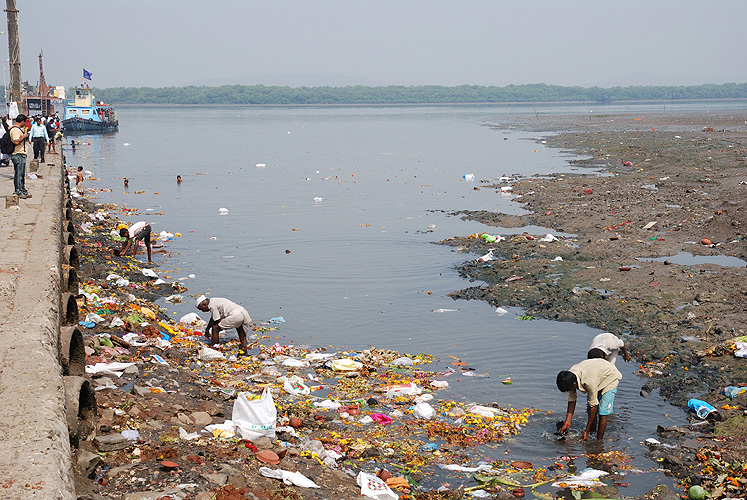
[0,152,76,498]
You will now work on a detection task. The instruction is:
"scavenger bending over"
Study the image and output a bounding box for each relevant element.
[195,295,252,350]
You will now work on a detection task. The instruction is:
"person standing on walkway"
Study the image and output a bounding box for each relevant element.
[0,116,10,167]
[46,117,57,155]
[195,295,252,350]
[556,358,622,441]
[587,332,631,365]
[10,114,31,199]
[29,116,49,163]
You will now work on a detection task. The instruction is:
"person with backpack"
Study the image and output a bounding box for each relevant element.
[0,116,10,166]
[6,115,31,199]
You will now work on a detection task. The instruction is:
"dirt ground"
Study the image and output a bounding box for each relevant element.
[439,110,747,497]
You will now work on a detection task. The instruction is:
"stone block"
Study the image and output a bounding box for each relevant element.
[5,195,18,208]
[190,411,212,426]
[94,433,130,451]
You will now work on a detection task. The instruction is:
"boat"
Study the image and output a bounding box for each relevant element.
[62,84,118,133]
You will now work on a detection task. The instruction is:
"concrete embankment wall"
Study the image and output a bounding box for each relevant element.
[0,152,89,499]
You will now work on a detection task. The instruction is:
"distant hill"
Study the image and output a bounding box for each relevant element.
[91,82,747,105]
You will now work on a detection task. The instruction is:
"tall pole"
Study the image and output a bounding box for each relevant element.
[5,0,22,112]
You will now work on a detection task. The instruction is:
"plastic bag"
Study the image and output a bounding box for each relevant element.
[331,359,363,371]
[356,471,399,500]
[233,388,277,441]
[385,382,421,398]
[179,312,203,324]
[391,357,414,366]
[199,345,225,361]
[469,405,497,417]
[413,402,436,419]
[688,398,718,419]
[283,376,311,395]
[723,386,747,399]
[260,467,319,488]
[109,316,125,327]
[86,313,106,324]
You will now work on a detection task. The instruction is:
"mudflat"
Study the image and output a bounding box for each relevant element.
[441,110,747,495]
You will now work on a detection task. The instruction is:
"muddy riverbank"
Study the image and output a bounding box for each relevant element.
[69,175,542,499]
[441,111,747,497]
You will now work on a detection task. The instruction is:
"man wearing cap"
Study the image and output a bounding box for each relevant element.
[116,221,153,262]
[195,295,251,350]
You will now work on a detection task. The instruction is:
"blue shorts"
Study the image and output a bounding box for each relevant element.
[587,388,617,416]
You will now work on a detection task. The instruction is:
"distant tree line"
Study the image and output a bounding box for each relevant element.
[86,82,747,105]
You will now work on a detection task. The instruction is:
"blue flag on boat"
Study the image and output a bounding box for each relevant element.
[83,68,93,80]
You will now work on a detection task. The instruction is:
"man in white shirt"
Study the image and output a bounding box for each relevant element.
[587,332,631,364]
[116,221,152,262]
[28,116,49,163]
[195,295,252,350]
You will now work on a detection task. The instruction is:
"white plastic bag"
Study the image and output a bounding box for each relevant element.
[233,389,277,441]
[260,467,319,488]
[283,376,311,395]
[85,312,106,324]
[142,268,158,278]
[385,382,421,398]
[199,345,225,361]
[357,471,398,500]
[413,402,436,419]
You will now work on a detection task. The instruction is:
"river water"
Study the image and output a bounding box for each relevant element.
[70,101,746,496]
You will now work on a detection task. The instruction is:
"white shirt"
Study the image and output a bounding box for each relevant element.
[128,221,148,238]
[589,333,625,364]
[207,297,243,322]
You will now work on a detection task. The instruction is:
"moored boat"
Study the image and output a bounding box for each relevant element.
[62,84,118,133]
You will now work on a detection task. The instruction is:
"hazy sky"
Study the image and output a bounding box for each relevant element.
[9,0,747,89]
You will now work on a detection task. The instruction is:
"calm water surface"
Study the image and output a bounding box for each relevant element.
[71,102,744,495]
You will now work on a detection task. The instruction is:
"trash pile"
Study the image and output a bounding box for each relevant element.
[72,201,548,499]
[684,441,747,499]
